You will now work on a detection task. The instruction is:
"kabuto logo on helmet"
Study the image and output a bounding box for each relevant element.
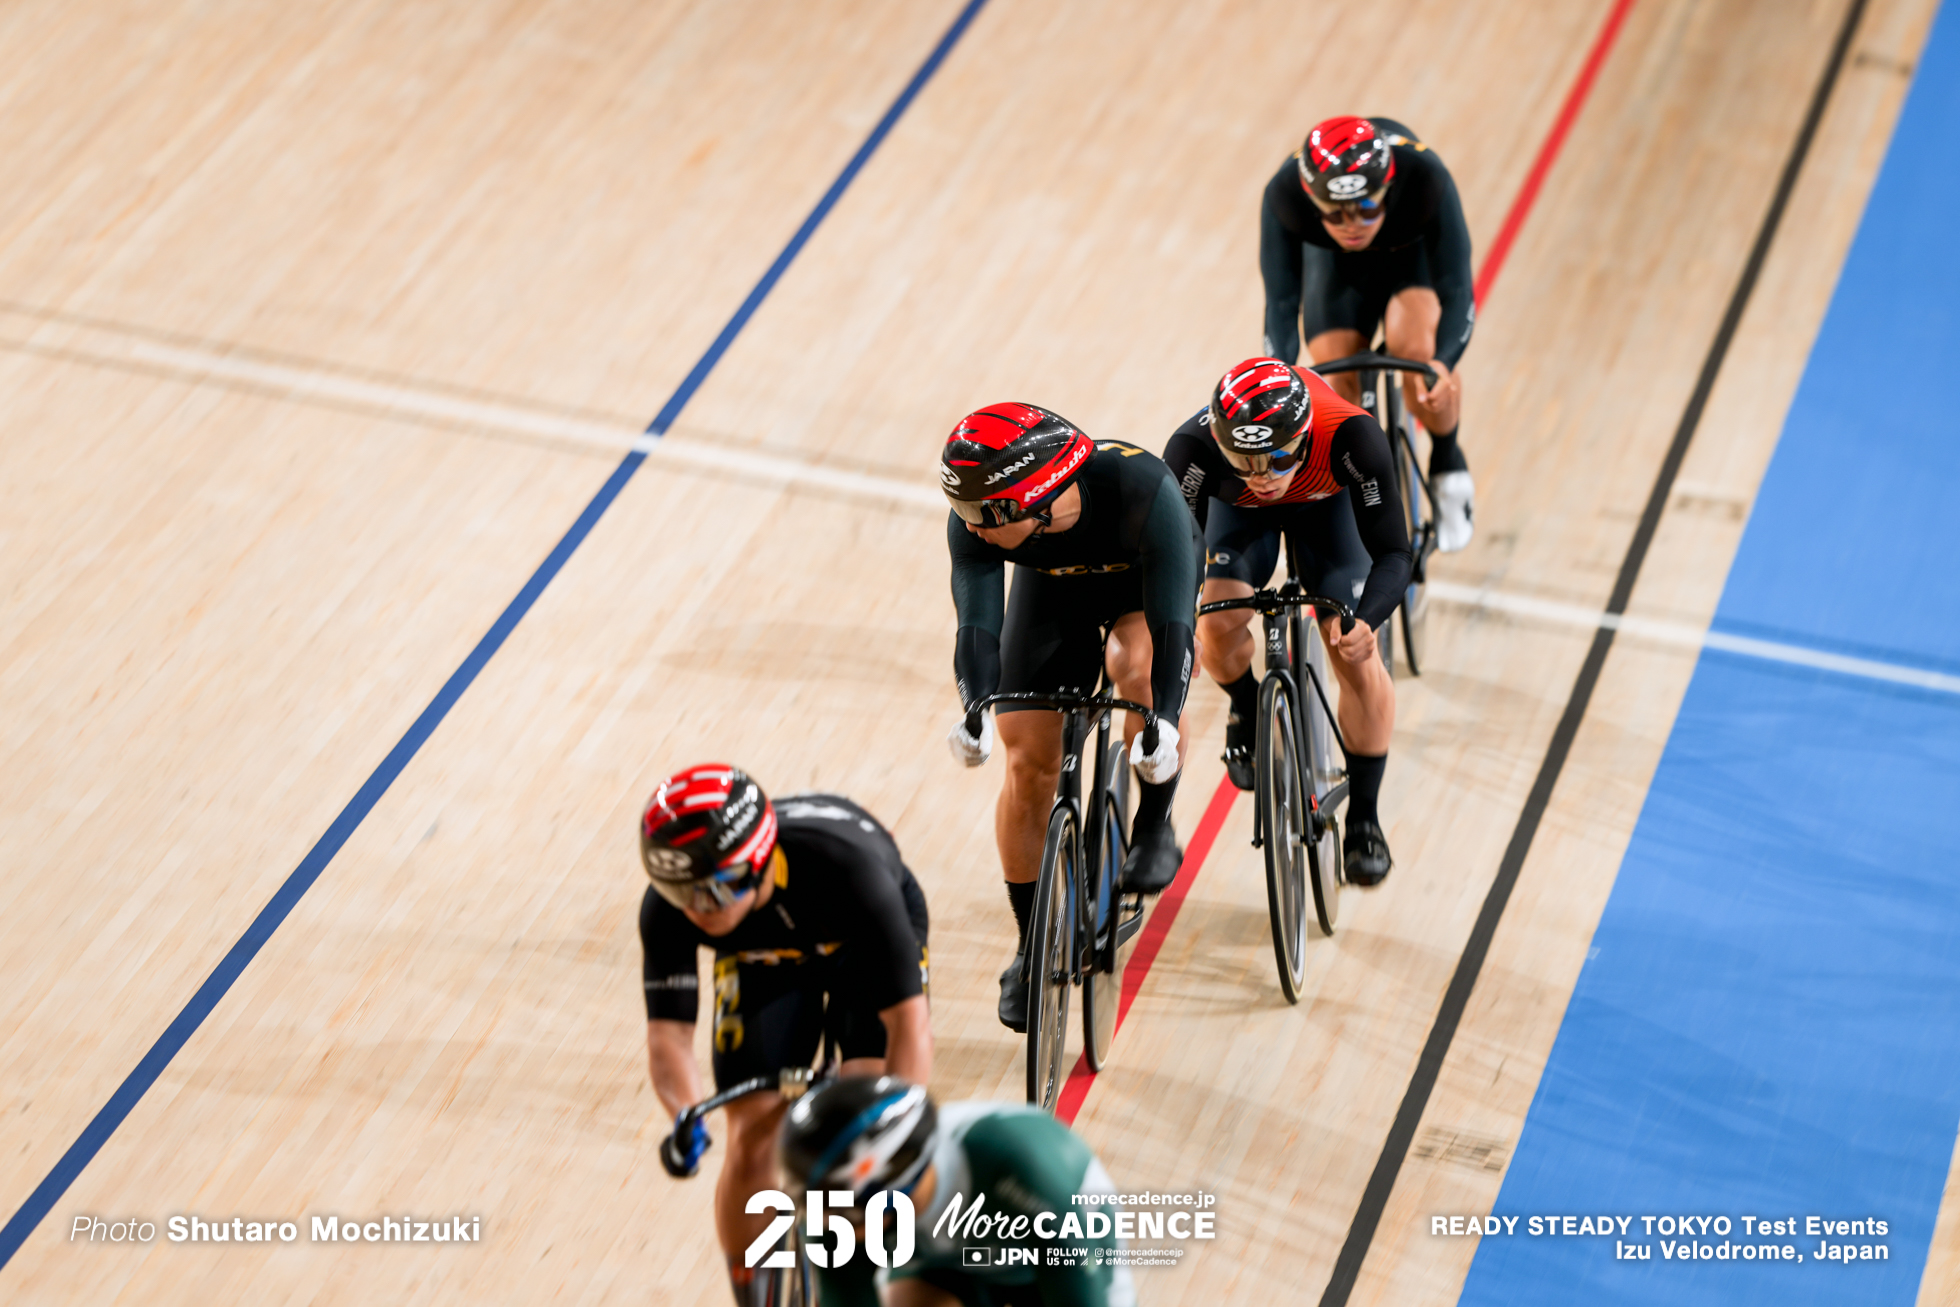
[1327,173,1370,200]
[1234,424,1275,446]
[939,465,960,489]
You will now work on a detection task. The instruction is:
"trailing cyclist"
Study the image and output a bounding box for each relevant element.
[1165,358,1411,885]
[638,764,933,1307]
[940,403,1203,1032]
[1260,115,1477,551]
[779,1075,1135,1306]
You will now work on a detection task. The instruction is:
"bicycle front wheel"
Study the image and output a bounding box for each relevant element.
[1256,676,1310,1002]
[1026,804,1076,1110]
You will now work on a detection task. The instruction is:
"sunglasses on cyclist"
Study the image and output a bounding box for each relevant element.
[947,495,1044,528]
[1305,191,1385,225]
[1219,435,1308,478]
[648,862,762,914]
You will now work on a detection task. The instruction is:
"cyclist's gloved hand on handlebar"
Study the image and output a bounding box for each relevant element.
[948,712,993,767]
[660,1115,711,1178]
[1131,721,1181,784]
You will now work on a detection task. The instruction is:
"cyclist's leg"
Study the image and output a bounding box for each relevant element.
[994,569,1106,1022]
[709,964,823,1293]
[1109,607,1186,893]
[1383,249,1473,549]
[1196,503,1284,789]
[1290,496,1396,883]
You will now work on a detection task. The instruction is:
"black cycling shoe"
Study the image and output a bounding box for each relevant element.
[998,954,1029,1033]
[1222,713,1256,791]
[1343,817,1393,887]
[1120,823,1183,894]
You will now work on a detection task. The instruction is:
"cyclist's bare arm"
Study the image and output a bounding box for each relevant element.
[646,1018,705,1118]
[870,994,933,1084]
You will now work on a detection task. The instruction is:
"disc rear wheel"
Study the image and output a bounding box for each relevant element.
[1084,750,1132,1070]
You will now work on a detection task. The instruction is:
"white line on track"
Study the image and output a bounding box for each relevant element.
[57,330,1960,697]
[1428,579,1960,696]
[126,341,947,511]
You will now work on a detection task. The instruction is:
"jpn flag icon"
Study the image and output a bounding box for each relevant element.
[963,1247,991,1266]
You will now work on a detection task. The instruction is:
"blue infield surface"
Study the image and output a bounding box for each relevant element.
[1458,4,1960,1303]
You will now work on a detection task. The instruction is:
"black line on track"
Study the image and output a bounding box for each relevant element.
[1317,0,1871,1301]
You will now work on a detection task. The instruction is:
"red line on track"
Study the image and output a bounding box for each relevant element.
[1473,0,1639,307]
[1053,0,1639,1127]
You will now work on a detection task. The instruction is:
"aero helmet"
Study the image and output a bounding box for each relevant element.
[640,764,779,912]
[940,403,1094,528]
[778,1076,937,1208]
[1297,115,1395,219]
[1210,358,1312,477]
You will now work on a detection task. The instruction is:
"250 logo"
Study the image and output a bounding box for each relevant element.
[744,1189,916,1269]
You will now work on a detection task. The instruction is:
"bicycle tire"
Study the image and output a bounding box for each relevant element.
[1395,410,1429,677]
[1083,747,1130,1070]
[1026,804,1076,1110]
[1256,675,1311,1002]
[1297,658,1344,939]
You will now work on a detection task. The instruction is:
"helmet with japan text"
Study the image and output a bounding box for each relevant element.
[1210,357,1312,477]
[639,764,779,912]
[778,1076,937,1208]
[940,403,1094,529]
[1297,115,1396,219]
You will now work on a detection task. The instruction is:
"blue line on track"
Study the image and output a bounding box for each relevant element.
[0,0,991,1270]
[1459,4,1960,1303]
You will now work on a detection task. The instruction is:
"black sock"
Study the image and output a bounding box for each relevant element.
[1006,880,1036,951]
[1428,427,1468,477]
[1221,671,1259,730]
[1346,752,1387,830]
[1132,776,1178,842]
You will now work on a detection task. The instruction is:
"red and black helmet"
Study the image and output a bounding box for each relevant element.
[1297,115,1396,218]
[640,764,779,912]
[939,403,1094,528]
[1210,358,1312,477]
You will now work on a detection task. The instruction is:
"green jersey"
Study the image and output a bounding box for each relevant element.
[818,1101,1135,1307]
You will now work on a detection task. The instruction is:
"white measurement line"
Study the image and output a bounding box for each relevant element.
[1429,580,1960,696]
[127,341,946,512]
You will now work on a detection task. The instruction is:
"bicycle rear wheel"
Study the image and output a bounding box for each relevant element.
[1026,804,1076,1110]
[1256,676,1310,1002]
[1298,640,1344,937]
[1394,409,1429,677]
[1083,748,1131,1070]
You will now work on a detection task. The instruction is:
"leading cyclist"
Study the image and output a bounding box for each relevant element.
[940,403,1203,1032]
[1260,114,1476,551]
[1165,358,1411,885]
[638,764,933,1307]
[779,1075,1135,1306]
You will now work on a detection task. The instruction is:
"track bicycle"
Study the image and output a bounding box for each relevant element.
[1310,349,1440,676]
[968,685,1149,1111]
[1197,549,1353,1002]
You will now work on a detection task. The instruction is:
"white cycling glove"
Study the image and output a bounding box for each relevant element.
[1130,721,1181,784]
[948,713,993,767]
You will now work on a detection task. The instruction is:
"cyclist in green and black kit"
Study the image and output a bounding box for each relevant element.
[780,1076,1134,1306]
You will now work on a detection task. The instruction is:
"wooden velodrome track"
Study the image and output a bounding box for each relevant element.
[0,0,1946,1302]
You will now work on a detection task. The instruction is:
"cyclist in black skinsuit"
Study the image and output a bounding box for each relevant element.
[940,403,1201,1033]
[638,765,931,1307]
[1163,358,1410,884]
[1261,114,1477,552]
